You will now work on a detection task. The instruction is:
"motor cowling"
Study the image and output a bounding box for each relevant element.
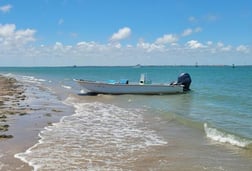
[177,73,192,91]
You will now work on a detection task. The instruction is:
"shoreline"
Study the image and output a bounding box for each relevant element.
[0,75,28,139]
[0,75,73,170]
[0,71,252,170]
[0,75,32,170]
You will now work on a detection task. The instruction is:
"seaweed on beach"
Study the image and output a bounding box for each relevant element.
[0,114,7,119]
[0,134,13,139]
[0,124,9,131]
[0,124,12,139]
[0,75,26,139]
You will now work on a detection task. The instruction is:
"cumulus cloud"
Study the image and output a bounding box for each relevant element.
[0,4,12,13]
[137,40,164,52]
[110,27,131,41]
[236,45,249,53]
[186,40,205,49]
[1,38,251,66]
[215,42,232,51]
[0,23,251,66]
[221,45,232,52]
[54,42,64,50]
[0,24,36,47]
[155,34,178,44]
[0,24,15,36]
[77,41,95,48]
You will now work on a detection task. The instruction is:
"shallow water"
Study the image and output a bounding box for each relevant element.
[14,93,252,171]
[0,66,251,170]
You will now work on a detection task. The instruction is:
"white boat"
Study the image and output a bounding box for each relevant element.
[75,73,191,95]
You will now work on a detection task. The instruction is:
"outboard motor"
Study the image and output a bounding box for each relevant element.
[177,73,192,91]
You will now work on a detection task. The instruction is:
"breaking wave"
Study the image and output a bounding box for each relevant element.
[204,123,252,148]
[15,97,167,170]
[61,85,72,89]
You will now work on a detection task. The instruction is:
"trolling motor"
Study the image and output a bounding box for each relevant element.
[177,73,192,91]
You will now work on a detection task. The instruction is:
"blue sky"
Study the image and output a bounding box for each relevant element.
[0,0,251,66]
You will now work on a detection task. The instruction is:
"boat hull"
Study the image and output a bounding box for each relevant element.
[75,80,184,95]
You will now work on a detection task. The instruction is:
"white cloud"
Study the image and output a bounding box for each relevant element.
[77,41,95,47]
[1,39,251,66]
[0,24,36,47]
[110,27,131,41]
[114,43,121,48]
[181,27,202,37]
[216,42,232,52]
[0,24,15,36]
[16,29,36,44]
[207,41,213,46]
[137,41,151,49]
[137,40,164,52]
[54,42,63,50]
[236,45,249,53]
[186,40,205,49]
[215,42,232,52]
[0,4,12,13]
[182,29,193,37]
[0,24,251,66]
[155,34,178,44]
[217,42,224,47]
[221,45,232,52]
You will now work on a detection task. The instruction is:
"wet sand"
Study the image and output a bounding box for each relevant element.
[0,75,31,170]
[0,75,72,170]
[0,75,28,137]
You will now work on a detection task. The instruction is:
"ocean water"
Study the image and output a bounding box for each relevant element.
[0,66,252,170]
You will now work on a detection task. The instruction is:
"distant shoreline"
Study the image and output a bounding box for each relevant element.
[0,64,251,68]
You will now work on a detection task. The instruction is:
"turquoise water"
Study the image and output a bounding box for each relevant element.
[1,66,252,170]
[1,66,251,144]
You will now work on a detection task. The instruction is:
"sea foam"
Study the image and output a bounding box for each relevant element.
[61,85,72,89]
[15,97,167,170]
[204,123,251,148]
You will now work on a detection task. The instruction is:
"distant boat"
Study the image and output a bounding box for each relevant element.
[75,73,192,95]
[133,64,141,68]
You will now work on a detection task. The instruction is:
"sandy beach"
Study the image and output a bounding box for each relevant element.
[0,75,31,170]
[0,75,27,138]
[0,75,72,170]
